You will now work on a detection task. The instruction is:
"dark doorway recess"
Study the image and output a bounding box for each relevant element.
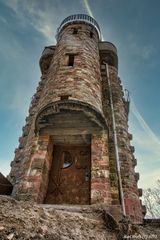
[44,145,91,204]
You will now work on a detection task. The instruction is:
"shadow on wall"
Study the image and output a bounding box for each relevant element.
[0,172,13,195]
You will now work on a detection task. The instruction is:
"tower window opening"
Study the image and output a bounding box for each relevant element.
[60,95,70,100]
[68,54,75,66]
[90,32,93,38]
[73,28,78,34]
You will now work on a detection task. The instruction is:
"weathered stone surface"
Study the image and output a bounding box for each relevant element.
[101,64,143,223]
[0,196,159,240]
[8,14,143,224]
[0,196,117,240]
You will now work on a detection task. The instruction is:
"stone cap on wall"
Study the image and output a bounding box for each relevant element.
[56,14,101,40]
[41,46,56,56]
[98,41,117,55]
[39,46,56,74]
[99,41,118,69]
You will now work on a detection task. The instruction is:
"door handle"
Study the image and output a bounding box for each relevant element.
[85,172,90,182]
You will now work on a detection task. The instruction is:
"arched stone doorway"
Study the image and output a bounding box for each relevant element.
[27,100,111,205]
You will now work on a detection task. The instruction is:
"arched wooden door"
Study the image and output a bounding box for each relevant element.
[44,145,91,204]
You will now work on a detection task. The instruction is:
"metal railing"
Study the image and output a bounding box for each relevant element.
[56,14,101,40]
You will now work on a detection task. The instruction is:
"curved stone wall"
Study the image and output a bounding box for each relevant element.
[37,22,103,113]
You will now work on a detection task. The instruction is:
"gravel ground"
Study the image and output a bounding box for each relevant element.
[0,196,159,240]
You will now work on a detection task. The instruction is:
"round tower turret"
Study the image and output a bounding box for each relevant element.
[36,14,107,133]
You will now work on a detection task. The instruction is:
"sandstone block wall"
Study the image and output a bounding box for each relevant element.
[9,20,107,203]
[38,23,103,113]
[100,63,143,223]
[9,16,144,223]
[91,133,111,204]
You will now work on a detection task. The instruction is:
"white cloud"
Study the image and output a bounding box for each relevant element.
[0,33,25,60]
[0,0,60,116]
[131,99,160,155]
[0,158,11,177]
[127,34,154,60]
[23,2,55,42]
[138,169,160,189]
[81,0,94,18]
[2,0,58,43]
[3,0,19,12]
[81,0,104,40]
[130,99,160,189]
[0,15,8,24]
[141,45,155,60]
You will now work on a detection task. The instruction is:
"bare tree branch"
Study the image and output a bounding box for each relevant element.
[143,179,160,218]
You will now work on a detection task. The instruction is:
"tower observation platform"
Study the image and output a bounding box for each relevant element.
[56,14,101,40]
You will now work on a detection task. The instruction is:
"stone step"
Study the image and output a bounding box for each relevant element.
[39,204,122,222]
[39,204,93,213]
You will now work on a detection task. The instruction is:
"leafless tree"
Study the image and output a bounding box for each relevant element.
[143,179,160,218]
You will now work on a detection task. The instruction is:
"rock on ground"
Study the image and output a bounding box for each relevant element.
[0,196,159,240]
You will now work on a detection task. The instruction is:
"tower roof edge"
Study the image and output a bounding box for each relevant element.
[56,14,101,40]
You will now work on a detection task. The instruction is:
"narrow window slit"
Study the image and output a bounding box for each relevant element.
[60,95,69,100]
[90,32,93,38]
[73,28,78,34]
[68,54,75,66]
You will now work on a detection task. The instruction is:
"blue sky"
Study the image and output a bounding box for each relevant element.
[0,0,160,189]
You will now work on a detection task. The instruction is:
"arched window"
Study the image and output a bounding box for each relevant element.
[62,151,73,168]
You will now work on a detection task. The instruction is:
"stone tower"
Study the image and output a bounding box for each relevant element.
[9,14,144,223]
